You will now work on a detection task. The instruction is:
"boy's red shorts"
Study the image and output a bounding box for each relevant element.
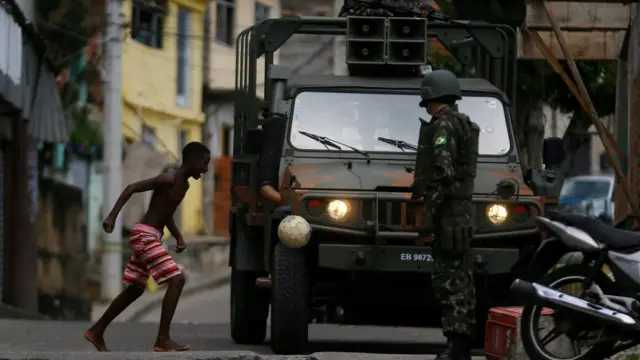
[123,223,181,287]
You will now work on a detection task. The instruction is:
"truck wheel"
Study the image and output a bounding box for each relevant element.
[270,243,309,354]
[230,268,270,344]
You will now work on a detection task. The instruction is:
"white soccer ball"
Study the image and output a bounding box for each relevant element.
[277,215,312,248]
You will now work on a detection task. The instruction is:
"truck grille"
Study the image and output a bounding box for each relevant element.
[361,200,421,231]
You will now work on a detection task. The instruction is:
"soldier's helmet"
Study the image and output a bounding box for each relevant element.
[419,69,462,107]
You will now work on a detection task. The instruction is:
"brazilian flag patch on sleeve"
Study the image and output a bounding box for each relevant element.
[434,135,447,147]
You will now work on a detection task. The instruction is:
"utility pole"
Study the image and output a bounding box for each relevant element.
[102,0,123,300]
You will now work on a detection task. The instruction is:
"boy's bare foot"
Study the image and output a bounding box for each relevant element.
[153,338,191,352]
[84,329,109,351]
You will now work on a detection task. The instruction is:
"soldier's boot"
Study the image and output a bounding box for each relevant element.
[434,334,472,360]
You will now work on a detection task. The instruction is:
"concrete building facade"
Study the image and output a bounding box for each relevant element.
[0,0,68,313]
[119,0,208,235]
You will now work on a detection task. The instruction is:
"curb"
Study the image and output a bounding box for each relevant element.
[0,351,309,360]
[0,303,48,320]
[127,269,231,322]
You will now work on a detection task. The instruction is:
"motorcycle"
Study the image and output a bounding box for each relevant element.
[511,213,640,360]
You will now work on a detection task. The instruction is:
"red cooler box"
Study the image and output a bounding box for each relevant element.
[485,306,554,360]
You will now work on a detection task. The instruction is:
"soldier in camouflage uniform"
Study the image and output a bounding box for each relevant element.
[411,69,480,360]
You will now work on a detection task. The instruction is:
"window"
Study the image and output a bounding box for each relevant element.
[176,7,192,107]
[142,125,157,147]
[254,2,272,24]
[216,0,235,45]
[131,0,166,49]
[290,92,511,155]
[222,124,233,156]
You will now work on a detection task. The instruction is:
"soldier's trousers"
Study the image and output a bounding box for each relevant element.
[431,243,476,337]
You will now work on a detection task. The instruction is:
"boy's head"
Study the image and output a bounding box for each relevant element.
[182,142,211,179]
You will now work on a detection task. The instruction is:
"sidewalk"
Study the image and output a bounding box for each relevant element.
[91,266,231,323]
[0,303,47,320]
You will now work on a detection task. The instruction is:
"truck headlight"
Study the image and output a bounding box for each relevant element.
[327,200,349,220]
[486,204,508,225]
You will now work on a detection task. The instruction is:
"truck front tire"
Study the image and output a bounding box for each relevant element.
[230,268,270,345]
[270,243,309,354]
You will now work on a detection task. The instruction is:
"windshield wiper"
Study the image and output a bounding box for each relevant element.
[377,137,418,151]
[299,130,371,162]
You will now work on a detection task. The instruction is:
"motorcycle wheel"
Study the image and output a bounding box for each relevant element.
[520,264,617,360]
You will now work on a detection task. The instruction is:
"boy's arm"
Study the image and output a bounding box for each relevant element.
[106,173,174,219]
[167,216,183,241]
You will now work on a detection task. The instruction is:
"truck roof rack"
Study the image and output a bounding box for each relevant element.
[234,16,516,157]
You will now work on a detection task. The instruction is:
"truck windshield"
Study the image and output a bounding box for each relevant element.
[289,91,511,155]
[560,179,612,200]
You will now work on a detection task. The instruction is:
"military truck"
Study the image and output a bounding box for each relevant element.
[228,13,564,355]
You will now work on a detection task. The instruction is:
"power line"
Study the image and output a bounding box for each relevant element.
[41,16,180,160]
[37,20,90,42]
[292,38,334,74]
[37,17,343,74]
[37,19,128,67]
[42,17,337,96]
[39,18,332,44]
[54,33,123,67]
[123,101,181,161]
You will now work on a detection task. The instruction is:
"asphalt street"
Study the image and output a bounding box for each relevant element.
[0,284,486,359]
[138,283,485,357]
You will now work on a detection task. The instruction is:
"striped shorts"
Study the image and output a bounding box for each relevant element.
[123,223,182,288]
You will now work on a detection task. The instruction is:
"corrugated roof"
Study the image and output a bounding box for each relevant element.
[27,67,69,143]
[0,8,69,143]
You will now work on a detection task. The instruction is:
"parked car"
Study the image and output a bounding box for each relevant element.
[558,175,615,223]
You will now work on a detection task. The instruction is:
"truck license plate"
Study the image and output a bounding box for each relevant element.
[400,253,434,262]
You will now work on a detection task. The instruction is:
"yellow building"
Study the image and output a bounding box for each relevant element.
[120,0,208,234]
[202,0,281,235]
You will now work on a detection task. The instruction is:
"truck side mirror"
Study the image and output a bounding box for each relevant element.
[245,128,264,155]
[543,137,564,166]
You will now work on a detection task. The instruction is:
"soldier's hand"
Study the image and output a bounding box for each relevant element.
[423,234,435,243]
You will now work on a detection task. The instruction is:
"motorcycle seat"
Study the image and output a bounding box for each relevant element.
[561,214,640,250]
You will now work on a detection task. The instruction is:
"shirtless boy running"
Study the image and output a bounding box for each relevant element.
[85,142,211,352]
